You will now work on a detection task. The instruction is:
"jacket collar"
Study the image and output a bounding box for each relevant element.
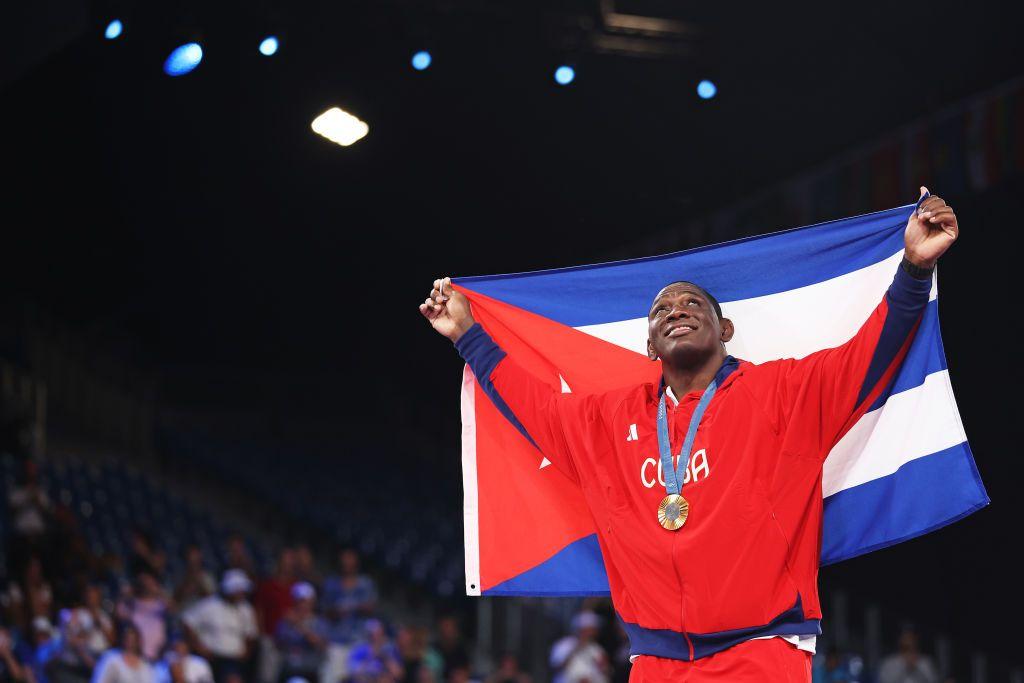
[661,355,741,406]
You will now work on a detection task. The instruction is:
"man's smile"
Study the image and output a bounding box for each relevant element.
[665,323,697,338]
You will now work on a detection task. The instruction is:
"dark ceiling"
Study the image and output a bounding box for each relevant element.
[2,0,1021,398]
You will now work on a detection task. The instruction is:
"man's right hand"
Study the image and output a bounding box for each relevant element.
[419,277,476,342]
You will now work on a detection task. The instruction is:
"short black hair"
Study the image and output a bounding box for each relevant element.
[655,281,723,320]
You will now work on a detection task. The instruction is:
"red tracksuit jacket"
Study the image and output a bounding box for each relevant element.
[455,261,932,662]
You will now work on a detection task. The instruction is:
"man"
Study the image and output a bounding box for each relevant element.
[274,582,328,683]
[348,619,403,683]
[549,612,610,683]
[173,546,217,611]
[253,547,297,637]
[321,548,377,646]
[432,616,469,683]
[877,627,938,683]
[419,188,959,681]
[182,570,258,683]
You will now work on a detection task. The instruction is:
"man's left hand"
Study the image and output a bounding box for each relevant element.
[905,186,959,269]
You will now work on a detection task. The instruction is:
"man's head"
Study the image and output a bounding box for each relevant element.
[572,611,601,642]
[647,281,733,367]
[221,568,252,601]
[291,582,316,615]
[339,547,360,575]
[276,547,297,578]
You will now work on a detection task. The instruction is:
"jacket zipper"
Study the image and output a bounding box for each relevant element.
[671,530,694,660]
[668,403,695,661]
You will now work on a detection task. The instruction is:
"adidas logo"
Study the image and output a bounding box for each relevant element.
[625,424,638,442]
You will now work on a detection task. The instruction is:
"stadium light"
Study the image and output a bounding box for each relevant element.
[697,79,717,99]
[311,107,369,147]
[259,36,279,56]
[164,42,203,77]
[104,20,123,40]
[411,50,432,71]
[554,65,575,86]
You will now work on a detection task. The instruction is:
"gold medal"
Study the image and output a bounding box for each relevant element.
[658,493,689,531]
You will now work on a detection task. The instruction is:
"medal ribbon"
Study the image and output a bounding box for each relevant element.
[656,379,718,495]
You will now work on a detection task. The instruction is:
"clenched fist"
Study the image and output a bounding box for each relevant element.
[905,186,959,270]
[419,277,477,342]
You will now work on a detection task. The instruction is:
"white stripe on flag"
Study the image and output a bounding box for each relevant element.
[575,250,938,362]
[823,369,967,497]
[460,366,482,596]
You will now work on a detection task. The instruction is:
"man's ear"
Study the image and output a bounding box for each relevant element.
[647,338,658,361]
[720,318,735,343]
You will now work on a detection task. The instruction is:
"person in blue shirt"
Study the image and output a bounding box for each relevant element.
[321,549,377,646]
[273,583,327,683]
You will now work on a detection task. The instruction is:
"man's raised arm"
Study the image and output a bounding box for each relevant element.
[420,278,585,482]
[755,187,960,458]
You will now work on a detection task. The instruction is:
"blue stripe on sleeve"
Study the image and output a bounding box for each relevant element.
[864,299,946,412]
[455,324,539,449]
[855,265,933,407]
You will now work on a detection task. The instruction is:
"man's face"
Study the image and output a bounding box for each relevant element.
[647,283,732,365]
[341,550,358,575]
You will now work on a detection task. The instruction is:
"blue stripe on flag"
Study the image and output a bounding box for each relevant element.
[456,205,913,328]
[821,441,989,565]
[483,534,610,596]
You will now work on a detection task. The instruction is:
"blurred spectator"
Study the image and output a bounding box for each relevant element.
[293,546,320,590]
[3,557,54,633]
[322,550,376,646]
[877,627,938,683]
[223,537,254,581]
[117,574,168,662]
[816,652,853,682]
[274,583,327,683]
[549,612,609,683]
[182,570,257,683]
[396,626,442,683]
[253,549,295,637]
[29,616,60,683]
[172,547,215,611]
[0,625,31,683]
[95,556,128,605]
[91,623,155,683]
[127,532,165,582]
[447,665,479,683]
[348,620,403,683]
[6,461,52,574]
[484,653,530,683]
[433,617,469,683]
[154,637,213,683]
[52,585,115,682]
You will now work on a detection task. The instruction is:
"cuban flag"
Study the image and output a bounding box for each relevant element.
[454,202,989,597]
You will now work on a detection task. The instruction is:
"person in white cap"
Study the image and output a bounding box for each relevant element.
[549,612,610,683]
[182,569,258,683]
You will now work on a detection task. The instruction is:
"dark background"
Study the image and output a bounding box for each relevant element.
[2,0,1022,676]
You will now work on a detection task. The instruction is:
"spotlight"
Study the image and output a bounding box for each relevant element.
[554,65,575,86]
[697,79,717,99]
[104,20,123,40]
[259,36,279,56]
[411,50,432,71]
[311,107,369,147]
[163,43,203,77]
